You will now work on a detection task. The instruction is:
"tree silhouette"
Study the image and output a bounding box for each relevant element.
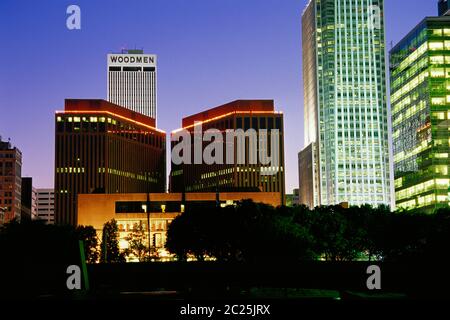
[76,225,99,263]
[100,219,125,263]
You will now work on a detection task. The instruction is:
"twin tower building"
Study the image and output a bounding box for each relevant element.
[55,50,285,226]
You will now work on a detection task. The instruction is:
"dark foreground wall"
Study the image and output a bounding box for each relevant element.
[2,261,450,299]
[78,261,450,298]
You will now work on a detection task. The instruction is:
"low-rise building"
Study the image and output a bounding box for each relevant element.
[78,192,282,260]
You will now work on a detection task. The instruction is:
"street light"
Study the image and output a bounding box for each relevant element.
[141,193,151,259]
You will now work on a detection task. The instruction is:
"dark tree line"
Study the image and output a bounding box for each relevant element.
[0,220,100,296]
[0,220,99,264]
[0,218,152,266]
[166,201,450,263]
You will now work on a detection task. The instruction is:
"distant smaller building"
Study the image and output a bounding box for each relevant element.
[36,189,55,224]
[285,189,300,207]
[0,136,22,223]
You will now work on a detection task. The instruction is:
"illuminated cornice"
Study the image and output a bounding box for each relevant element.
[171,110,283,134]
[55,110,166,134]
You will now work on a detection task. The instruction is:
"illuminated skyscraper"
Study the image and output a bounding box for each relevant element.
[299,0,391,208]
[107,49,157,120]
[390,12,450,212]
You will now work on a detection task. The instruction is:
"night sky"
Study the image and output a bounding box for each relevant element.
[0,0,438,191]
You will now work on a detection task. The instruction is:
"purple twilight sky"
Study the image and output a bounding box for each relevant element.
[0,0,438,192]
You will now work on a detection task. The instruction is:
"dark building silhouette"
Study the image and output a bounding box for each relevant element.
[55,99,166,226]
[21,177,36,222]
[439,0,450,16]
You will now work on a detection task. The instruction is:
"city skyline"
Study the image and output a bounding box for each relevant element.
[0,0,438,192]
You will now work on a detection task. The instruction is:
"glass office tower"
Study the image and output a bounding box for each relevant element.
[390,16,450,212]
[299,0,391,208]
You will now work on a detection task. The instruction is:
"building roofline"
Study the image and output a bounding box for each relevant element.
[56,99,165,134]
[180,100,277,129]
[390,16,450,53]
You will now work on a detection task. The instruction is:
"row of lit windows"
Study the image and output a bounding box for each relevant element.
[431,98,450,108]
[337,194,386,201]
[396,179,449,201]
[187,179,234,191]
[56,167,85,174]
[392,42,428,77]
[171,169,183,177]
[429,55,450,65]
[397,194,449,209]
[99,167,159,183]
[56,166,159,183]
[201,168,234,180]
[392,100,427,128]
[394,140,431,164]
[118,220,170,232]
[57,116,114,124]
[429,28,450,37]
[252,166,283,173]
[391,70,428,105]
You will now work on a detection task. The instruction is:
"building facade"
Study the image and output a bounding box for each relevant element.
[390,15,450,212]
[55,99,166,226]
[107,49,157,120]
[299,0,391,208]
[170,100,285,204]
[36,189,55,224]
[0,137,22,223]
[78,192,282,260]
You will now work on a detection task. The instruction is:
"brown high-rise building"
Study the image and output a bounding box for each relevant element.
[55,99,166,226]
[0,137,22,224]
[170,100,285,204]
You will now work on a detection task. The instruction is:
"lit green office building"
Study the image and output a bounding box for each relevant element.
[390,14,450,212]
[299,0,391,208]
